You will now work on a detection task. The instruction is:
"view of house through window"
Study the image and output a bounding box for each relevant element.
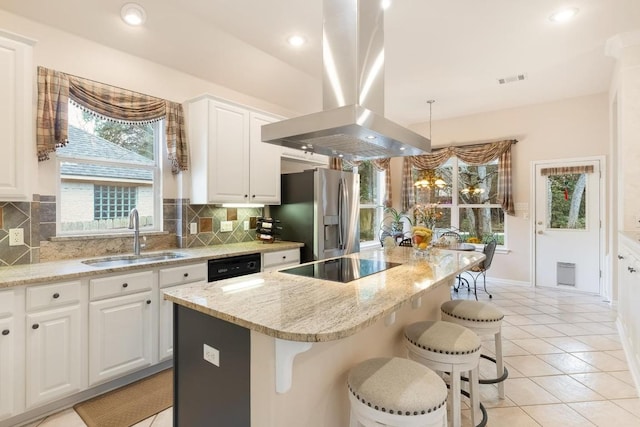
[354,161,385,244]
[414,158,505,245]
[56,102,161,234]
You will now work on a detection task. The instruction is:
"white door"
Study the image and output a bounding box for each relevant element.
[534,159,601,293]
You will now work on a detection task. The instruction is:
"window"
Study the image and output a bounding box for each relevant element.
[56,102,161,234]
[354,161,386,244]
[414,158,505,245]
[93,185,138,220]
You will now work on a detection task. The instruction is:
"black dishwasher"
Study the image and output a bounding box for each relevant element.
[207,253,261,282]
[175,252,261,427]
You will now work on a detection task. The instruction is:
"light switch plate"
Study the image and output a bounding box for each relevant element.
[190,223,198,234]
[243,220,249,231]
[220,221,233,232]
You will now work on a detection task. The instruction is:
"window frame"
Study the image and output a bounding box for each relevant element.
[354,162,386,247]
[415,157,506,247]
[55,120,163,236]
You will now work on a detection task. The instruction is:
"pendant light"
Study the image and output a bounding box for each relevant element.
[414,100,446,189]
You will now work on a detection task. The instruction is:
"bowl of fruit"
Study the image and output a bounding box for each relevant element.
[411,226,433,252]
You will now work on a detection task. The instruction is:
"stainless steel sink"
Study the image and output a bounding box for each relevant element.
[82,252,187,268]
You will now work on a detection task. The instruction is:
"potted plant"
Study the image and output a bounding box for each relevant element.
[382,207,411,236]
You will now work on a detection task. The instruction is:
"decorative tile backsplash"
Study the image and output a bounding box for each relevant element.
[0,196,263,264]
[0,197,40,266]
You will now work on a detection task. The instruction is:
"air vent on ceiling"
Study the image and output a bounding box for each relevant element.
[497,73,527,85]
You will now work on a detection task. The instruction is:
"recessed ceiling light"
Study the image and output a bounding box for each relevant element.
[121,3,146,26]
[287,35,306,47]
[381,0,392,10]
[549,7,578,23]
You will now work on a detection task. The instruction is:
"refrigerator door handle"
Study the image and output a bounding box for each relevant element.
[338,178,345,250]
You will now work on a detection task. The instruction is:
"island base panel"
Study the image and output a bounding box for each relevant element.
[174,304,250,427]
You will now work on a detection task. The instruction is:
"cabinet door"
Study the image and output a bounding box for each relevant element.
[158,281,206,361]
[208,100,250,203]
[25,305,81,408]
[89,291,153,386]
[249,112,281,204]
[0,32,34,201]
[0,317,14,420]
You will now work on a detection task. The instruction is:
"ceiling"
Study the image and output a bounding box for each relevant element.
[2,0,639,126]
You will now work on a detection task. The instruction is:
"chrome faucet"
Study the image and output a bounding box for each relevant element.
[128,208,141,256]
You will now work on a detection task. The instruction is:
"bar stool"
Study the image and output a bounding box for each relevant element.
[440,300,508,399]
[404,320,484,427]
[347,357,448,427]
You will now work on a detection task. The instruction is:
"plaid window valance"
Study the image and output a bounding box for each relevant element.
[36,66,188,174]
[540,165,594,176]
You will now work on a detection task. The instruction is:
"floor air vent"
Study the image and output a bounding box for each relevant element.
[498,73,527,85]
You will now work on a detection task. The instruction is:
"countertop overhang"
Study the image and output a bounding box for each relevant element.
[164,247,485,343]
[0,241,304,289]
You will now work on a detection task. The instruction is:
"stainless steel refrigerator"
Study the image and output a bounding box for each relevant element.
[269,168,360,263]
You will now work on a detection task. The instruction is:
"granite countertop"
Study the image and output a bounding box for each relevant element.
[164,246,485,343]
[0,241,304,289]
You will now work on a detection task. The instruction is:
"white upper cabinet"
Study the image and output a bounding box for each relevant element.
[187,96,281,204]
[0,31,36,201]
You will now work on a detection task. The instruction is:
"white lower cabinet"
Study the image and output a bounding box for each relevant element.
[88,271,154,386]
[25,305,82,408]
[0,289,18,421]
[262,248,301,272]
[24,280,83,410]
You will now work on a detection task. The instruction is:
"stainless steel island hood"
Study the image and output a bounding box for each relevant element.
[261,0,431,161]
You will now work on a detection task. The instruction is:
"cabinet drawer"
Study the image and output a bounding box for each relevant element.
[159,263,207,288]
[26,281,81,312]
[263,249,300,268]
[90,271,153,301]
[0,289,14,318]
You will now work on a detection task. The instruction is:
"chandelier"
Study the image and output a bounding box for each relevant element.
[461,184,485,195]
[414,169,446,189]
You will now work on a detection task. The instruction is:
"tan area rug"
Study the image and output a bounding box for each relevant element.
[74,369,173,427]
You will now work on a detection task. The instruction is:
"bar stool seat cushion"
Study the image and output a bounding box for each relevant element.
[405,321,481,355]
[441,300,504,323]
[347,357,447,416]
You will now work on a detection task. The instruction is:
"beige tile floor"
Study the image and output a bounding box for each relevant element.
[26,283,640,427]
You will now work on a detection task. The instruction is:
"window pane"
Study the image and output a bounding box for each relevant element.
[458,207,504,244]
[458,160,498,205]
[360,207,377,242]
[413,165,452,205]
[359,161,380,205]
[546,174,587,230]
[60,161,154,232]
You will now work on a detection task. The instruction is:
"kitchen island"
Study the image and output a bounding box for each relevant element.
[164,246,485,427]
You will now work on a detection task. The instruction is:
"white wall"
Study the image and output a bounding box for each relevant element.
[395,93,610,283]
[0,10,302,200]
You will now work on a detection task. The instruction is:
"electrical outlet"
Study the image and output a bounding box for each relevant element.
[243,220,249,231]
[9,228,24,246]
[190,222,198,234]
[203,343,220,367]
[220,221,233,232]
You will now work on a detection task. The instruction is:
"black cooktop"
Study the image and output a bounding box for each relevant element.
[280,257,402,283]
